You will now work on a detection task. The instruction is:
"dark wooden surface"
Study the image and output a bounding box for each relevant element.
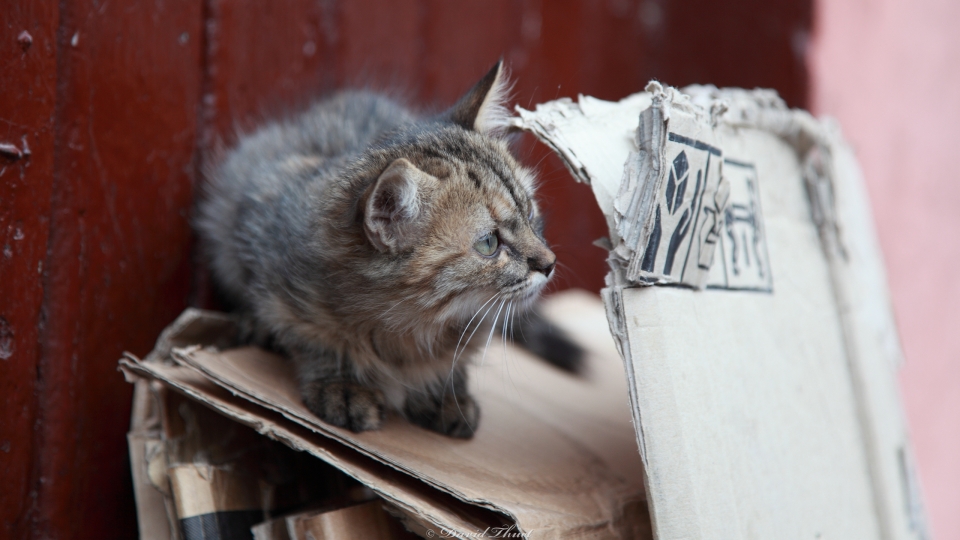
[1,2,59,537]
[1,1,810,537]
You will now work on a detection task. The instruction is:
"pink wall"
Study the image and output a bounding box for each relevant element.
[809,1,960,538]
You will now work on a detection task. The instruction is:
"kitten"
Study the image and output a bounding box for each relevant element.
[196,61,581,438]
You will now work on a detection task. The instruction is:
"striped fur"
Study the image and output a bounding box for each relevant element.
[196,62,565,437]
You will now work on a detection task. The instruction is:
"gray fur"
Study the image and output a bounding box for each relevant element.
[196,63,568,437]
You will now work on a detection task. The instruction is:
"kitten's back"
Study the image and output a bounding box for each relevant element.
[196,92,415,303]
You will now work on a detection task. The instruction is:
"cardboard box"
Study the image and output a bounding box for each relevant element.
[513,82,928,540]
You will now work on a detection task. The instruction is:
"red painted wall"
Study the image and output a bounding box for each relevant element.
[1,1,810,537]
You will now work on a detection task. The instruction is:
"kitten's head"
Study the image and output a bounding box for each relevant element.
[359,61,556,325]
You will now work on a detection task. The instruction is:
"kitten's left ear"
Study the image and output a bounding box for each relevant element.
[445,60,512,136]
[364,158,437,253]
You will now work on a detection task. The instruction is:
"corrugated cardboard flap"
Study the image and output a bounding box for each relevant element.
[121,291,650,539]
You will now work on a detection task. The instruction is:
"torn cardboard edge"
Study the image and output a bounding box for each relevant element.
[122,291,651,540]
[513,82,926,540]
[134,380,419,540]
[122,358,503,539]
[128,368,388,540]
[513,82,827,290]
[613,83,729,288]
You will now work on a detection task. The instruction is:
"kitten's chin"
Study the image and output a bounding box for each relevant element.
[513,272,549,308]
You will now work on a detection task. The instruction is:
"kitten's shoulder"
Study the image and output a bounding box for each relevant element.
[294,90,417,153]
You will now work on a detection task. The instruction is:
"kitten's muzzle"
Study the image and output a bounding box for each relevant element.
[528,251,556,278]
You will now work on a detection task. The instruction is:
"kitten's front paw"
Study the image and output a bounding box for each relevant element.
[406,391,480,439]
[302,380,385,433]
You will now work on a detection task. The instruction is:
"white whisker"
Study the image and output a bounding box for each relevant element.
[451,292,501,368]
[479,298,507,369]
[501,300,511,362]
[508,300,517,346]
[445,293,501,403]
[501,301,523,398]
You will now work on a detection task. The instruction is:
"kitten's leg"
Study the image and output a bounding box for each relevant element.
[293,349,385,433]
[404,368,480,439]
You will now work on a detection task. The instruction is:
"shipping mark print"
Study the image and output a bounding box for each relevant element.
[640,149,693,275]
[638,133,728,285]
[706,158,773,292]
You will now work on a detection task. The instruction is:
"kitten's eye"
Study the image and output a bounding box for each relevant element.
[474,232,499,257]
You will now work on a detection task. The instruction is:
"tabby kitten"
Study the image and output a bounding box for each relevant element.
[197,61,579,438]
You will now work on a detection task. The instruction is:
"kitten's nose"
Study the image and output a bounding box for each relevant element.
[529,252,556,278]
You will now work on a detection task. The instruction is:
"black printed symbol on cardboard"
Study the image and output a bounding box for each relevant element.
[724,177,765,279]
[641,150,704,276]
[707,159,772,291]
[697,180,730,271]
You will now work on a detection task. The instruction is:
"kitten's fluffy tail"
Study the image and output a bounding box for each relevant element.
[508,307,585,374]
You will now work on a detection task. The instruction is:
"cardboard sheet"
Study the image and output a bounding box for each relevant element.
[122,291,650,539]
[285,500,412,540]
[514,84,927,540]
[123,359,510,538]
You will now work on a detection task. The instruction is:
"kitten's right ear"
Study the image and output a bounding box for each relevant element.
[364,158,436,253]
[444,60,512,136]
